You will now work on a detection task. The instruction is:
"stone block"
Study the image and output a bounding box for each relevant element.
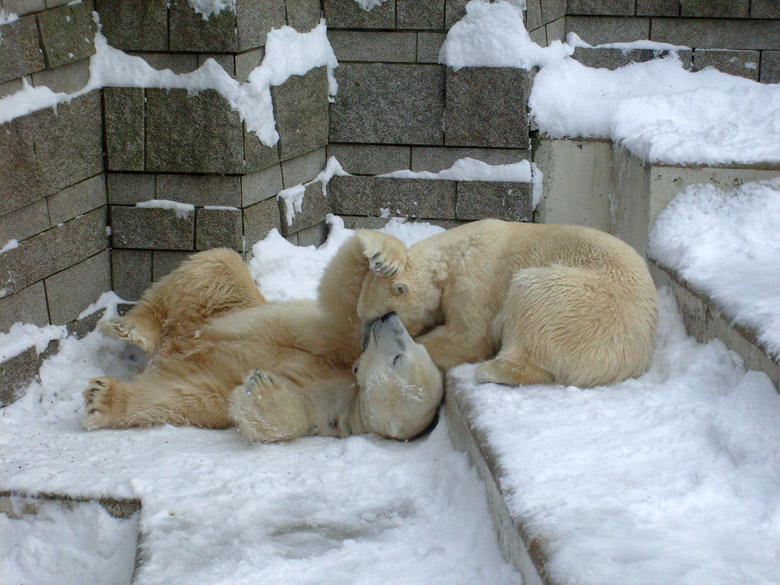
[2,0,46,16]
[281,147,326,188]
[327,144,410,175]
[651,18,780,50]
[198,53,236,77]
[152,251,192,281]
[760,51,780,84]
[106,173,155,205]
[36,1,97,69]
[31,58,91,94]
[47,174,106,225]
[681,0,749,18]
[567,0,634,15]
[236,0,287,50]
[411,147,529,172]
[330,63,445,145]
[0,341,59,406]
[242,164,284,206]
[541,0,566,24]
[0,113,48,215]
[157,174,243,207]
[278,181,331,235]
[129,52,200,75]
[0,199,49,244]
[145,89,246,174]
[752,0,780,18]
[328,31,417,63]
[456,181,532,222]
[417,32,446,63]
[445,0,469,28]
[169,0,238,52]
[546,17,566,43]
[328,176,456,219]
[296,221,329,247]
[196,207,243,250]
[286,0,322,31]
[529,27,547,47]
[95,0,168,51]
[565,16,650,44]
[526,0,542,29]
[243,197,281,246]
[0,77,27,99]
[323,0,395,29]
[272,67,329,161]
[111,249,152,302]
[0,207,108,296]
[0,15,44,83]
[0,282,48,332]
[245,127,281,172]
[111,205,195,250]
[636,0,679,16]
[340,215,462,230]
[45,250,110,324]
[397,0,444,30]
[445,67,530,148]
[693,49,760,80]
[104,88,145,172]
[572,46,693,70]
[235,48,264,82]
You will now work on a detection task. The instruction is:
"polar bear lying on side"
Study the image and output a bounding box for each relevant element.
[83,245,443,442]
[355,219,658,388]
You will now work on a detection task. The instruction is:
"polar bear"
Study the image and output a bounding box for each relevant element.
[354,219,658,388]
[83,246,443,442]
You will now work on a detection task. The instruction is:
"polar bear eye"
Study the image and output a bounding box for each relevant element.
[352,363,359,374]
[392,354,403,366]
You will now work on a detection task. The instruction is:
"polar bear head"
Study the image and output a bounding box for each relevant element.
[353,312,443,440]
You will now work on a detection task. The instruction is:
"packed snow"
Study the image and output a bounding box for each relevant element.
[0,217,520,585]
[648,178,780,358]
[277,157,349,225]
[187,0,236,20]
[136,199,195,219]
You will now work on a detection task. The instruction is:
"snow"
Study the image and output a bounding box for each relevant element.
[277,157,348,225]
[187,0,235,20]
[449,290,780,585]
[648,178,780,358]
[136,199,195,219]
[1,219,517,585]
[0,323,66,362]
[1,239,19,254]
[352,0,387,11]
[77,291,128,321]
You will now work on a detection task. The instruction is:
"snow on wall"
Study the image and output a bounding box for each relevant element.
[188,0,236,20]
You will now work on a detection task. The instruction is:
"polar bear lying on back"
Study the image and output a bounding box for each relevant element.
[83,245,442,442]
[355,219,658,388]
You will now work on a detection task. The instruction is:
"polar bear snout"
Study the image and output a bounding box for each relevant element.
[361,312,406,352]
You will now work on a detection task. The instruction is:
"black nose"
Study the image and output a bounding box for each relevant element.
[381,311,397,322]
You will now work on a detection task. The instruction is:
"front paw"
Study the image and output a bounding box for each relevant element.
[82,377,125,430]
[356,231,407,276]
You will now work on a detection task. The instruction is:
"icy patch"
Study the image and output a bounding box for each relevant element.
[1,239,19,254]
[188,0,236,20]
[277,157,349,225]
[0,323,66,361]
[567,33,689,53]
[77,291,128,321]
[136,199,195,219]
[648,178,780,357]
[353,0,387,10]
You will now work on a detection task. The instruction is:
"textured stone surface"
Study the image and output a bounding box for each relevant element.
[323,0,395,29]
[567,0,635,15]
[0,77,27,99]
[104,88,145,172]
[157,174,243,207]
[681,0,749,18]
[196,207,243,250]
[31,58,91,94]
[152,251,192,281]
[693,49,760,80]
[0,207,108,296]
[327,144,410,175]
[244,198,282,246]
[146,89,246,174]
[651,18,780,50]
[411,147,529,172]
[278,182,331,235]
[281,147,327,188]
[236,0,287,50]
[329,176,456,219]
[0,342,58,406]
[397,0,445,30]
[47,174,106,225]
[286,0,322,31]
[111,249,152,302]
[45,251,110,324]
[541,0,566,23]
[760,51,780,83]
[95,0,168,51]
[417,32,446,63]
[0,15,44,83]
[169,0,238,52]
[445,0,469,28]
[636,0,679,16]
[752,0,780,18]
[245,128,281,172]
[235,48,264,82]
[296,221,329,247]
[0,114,48,214]
[573,46,693,70]
[199,53,236,77]
[272,67,330,161]
[0,282,48,333]
[330,63,445,145]
[456,181,533,222]
[445,67,530,148]
[106,173,155,205]
[0,199,49,244]
[111,205,195,250]
[328,31,417,62]
[37,1,97,69]
[130,52,200,75]
[242,164,284,206]
[565,16,650,44]
[2,0,46,16]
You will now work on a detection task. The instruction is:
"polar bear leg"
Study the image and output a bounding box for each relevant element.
[475,356,554,386]
[355,230,408,276]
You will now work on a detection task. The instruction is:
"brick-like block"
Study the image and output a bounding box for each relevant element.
[0,15,45,83]
[130,52,200,75]
[242,164,285,207]
[330,63,445,145]
[31,58,91,94]
[572,46,693,70]
[445,0,469,28]
[245,128,281,172]
[146,89,246,174]
[682,0,749,18]
[328,31,417,63]
[760,51,780,84]
[111,205,195,250]
[565,16,650,44]
[327,144,410,175]
[111,249,152,301]
[237,0,287,50]
[45,250,110,324]
[651,19,780,50]
[3,0,46,16]
[104,88,145,171]
[96,0,168,51]
[272,67,330,161]
[417,32,446,64]
[235,48,264,82]
[0,342,58,406]
[456,181,532,222]
[169,0,238,52]
[278,181,331,235]
[296,221,329,247]
[693,49,760,80]
[196,207,243,250]
[636,0,679,16]
[329,176,456,219]
[411,147,529,172]
[47,174,106,225]
[752,0,780,18]
[286,0,322,31]
[0,207,108,296]
[157,174,243,207]
[244,197,281,246]
[152,251,192,281]
[37,1,97,69]
[397,0,444,30]
[567,0,635,15]
[0,282,49,333]
[0,199,49,244]
[323,0,395,29]
[445,67,530,148]
[106,173,155,205]
[281,147,326,188]
[0,114,48,214]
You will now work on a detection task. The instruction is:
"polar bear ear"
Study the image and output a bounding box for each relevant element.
[392,281,409,296]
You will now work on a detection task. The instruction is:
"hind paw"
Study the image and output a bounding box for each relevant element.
[82,377,126,430]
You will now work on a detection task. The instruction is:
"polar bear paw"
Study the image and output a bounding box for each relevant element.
[356,231,408,276]
[82,377,126,430]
